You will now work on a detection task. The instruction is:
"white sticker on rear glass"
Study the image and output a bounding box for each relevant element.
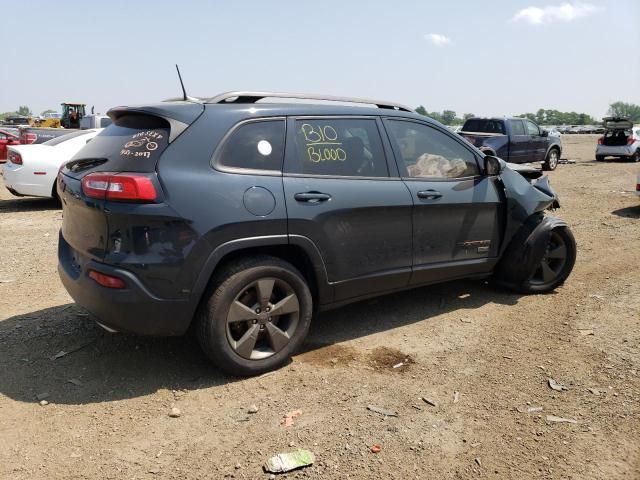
[120,130,165,159]
[257,140,272,156]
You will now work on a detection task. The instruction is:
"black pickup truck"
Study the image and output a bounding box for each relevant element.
[459,117,562,170]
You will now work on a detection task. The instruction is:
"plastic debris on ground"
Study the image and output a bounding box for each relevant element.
[264,449,314,473]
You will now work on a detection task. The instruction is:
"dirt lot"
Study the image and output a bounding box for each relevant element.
[1,134,639,479]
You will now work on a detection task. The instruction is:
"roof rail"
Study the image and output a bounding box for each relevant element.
[204,91,414,112]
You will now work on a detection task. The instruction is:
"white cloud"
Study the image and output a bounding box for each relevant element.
[511,2,599,25]
[424,33,452,47]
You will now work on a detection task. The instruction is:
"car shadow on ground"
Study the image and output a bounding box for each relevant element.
[612,205,640,219]
[0,196,60,213]
[0,280,521,406]
[584,158,638,164]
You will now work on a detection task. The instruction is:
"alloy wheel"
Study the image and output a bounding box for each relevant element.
[226,277,300,360]
[529,231,568,286]
[547,150,559,169]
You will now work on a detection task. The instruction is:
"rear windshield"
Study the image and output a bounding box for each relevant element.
[43,130,94,146]
[67,114,170,173]
[462,119,506,134]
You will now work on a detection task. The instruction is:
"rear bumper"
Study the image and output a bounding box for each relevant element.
[58,231,193,336]
[596,145,636,157]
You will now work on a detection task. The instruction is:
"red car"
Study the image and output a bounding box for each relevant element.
[0,129,21,163]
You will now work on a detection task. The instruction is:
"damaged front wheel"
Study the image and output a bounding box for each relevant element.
[518,227,576,293]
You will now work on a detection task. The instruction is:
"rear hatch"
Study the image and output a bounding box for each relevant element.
[58,102,203,261]
[601,117,634,146]
[603,117,633,130]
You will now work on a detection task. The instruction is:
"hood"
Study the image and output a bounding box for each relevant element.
[506,162,543,179]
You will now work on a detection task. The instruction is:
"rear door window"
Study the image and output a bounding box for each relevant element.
[288,118,388,177]
[215,119,285,172]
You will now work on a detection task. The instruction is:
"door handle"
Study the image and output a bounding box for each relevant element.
[294,192,331,202]
[416,189,442,200]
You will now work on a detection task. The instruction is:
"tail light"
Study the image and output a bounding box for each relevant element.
[21,133,37,144]
[597,137,604,145]
[627,137,636,145]
[8,151,22,165]
[81,172,157,202]
[88,270,126,289]
[636,183,640,192]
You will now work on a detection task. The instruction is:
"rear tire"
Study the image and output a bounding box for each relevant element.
[197,256,313,376]
[595,155,605,162]
[629,150,640,163]
[516,227,576,294]
[542,148,560,171]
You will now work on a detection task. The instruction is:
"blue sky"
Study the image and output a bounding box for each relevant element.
[1,0,638,119]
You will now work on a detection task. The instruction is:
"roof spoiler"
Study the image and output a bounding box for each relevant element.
[107,103,204,142]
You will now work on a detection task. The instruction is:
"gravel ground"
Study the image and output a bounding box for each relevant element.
[0,134,639,479]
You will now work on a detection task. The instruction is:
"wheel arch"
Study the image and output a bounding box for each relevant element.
[188,235,332,321]
[546,143,561,158]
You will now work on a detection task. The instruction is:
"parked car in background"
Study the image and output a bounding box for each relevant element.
[0,129,21,162]
[459,117,562,170]
[56,91,576,376]
[80,114,112,129]
[19,126,80,145]
[1,115,30,126]
[595,117,639,162]
[545,127,561,137]
[3,129,101,198]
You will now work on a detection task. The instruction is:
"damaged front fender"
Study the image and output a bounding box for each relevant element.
[492,162,574,291]
[498,163,559,251]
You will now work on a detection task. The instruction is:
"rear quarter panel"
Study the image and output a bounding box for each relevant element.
[140,107,289,300]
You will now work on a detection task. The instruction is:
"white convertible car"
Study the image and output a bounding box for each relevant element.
[3,129,101,199]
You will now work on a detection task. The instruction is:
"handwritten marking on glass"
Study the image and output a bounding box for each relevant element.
[301,123,347,163]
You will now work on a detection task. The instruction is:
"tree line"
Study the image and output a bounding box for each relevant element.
[415,101,640,126]
[0,106,56,120]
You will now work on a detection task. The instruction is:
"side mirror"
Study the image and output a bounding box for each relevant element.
[541,129,549,137]
[484,155,503,175]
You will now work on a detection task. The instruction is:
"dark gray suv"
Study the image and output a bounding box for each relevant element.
[57,92,576,375]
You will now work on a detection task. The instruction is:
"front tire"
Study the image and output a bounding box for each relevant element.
[517,227,576,294]
[197,256,313,376]
[542,148,560,171]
